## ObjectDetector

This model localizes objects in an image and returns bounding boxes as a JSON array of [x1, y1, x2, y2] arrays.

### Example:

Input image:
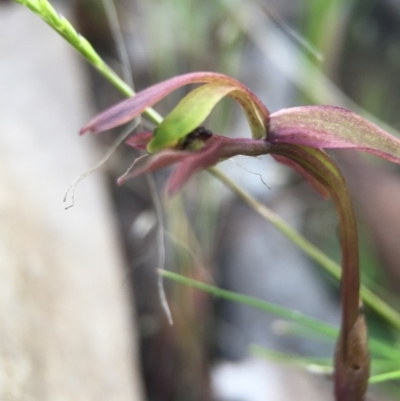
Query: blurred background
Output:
[[1, 0, 400, 400]]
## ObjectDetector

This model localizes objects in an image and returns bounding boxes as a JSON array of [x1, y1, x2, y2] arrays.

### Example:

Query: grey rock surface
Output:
[[0, 4, 143, 401]]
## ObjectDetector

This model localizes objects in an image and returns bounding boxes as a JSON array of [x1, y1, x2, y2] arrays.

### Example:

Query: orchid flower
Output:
[[81, 72, 400, 401]]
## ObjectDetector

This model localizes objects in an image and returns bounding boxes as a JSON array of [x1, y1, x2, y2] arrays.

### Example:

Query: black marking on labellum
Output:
[[182, 126, 213, 149]]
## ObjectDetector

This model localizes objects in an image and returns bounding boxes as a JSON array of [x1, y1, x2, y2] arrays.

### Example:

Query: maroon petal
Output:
[[125, 131, 153, 150], [119, 134, 273, 192], [166, 140, 225, 196], [269, 106, 400, 164], [117, 150, 191, 185], [165, 135, 273, 195], [80, 72, 269, 135]]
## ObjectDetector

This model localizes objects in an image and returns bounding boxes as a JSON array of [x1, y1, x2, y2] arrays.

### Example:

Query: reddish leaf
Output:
[[80, 72, 269, 137], [269, 106, 400, 164]]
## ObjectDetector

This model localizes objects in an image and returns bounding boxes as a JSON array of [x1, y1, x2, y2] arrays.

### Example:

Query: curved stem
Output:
[[208, 166, 400, 331]]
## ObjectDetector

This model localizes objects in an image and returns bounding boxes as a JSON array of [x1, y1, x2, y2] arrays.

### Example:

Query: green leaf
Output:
[[147, 83, 236, 152]]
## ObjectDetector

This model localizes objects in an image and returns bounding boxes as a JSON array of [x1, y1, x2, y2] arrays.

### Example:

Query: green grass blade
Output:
[[250, 344, 333, 373], [369, 370, 400, 384], [161, 270, 400, 359], [252, 345, 400, 384], [12, 0, 162, 125], [161, 269, 338, 336]]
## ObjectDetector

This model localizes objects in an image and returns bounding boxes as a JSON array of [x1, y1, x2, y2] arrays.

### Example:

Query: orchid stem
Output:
[[208, 166, 400, 331]]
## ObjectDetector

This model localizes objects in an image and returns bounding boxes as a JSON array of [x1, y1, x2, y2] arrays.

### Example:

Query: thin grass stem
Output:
[[208, 166, 400, 331]]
